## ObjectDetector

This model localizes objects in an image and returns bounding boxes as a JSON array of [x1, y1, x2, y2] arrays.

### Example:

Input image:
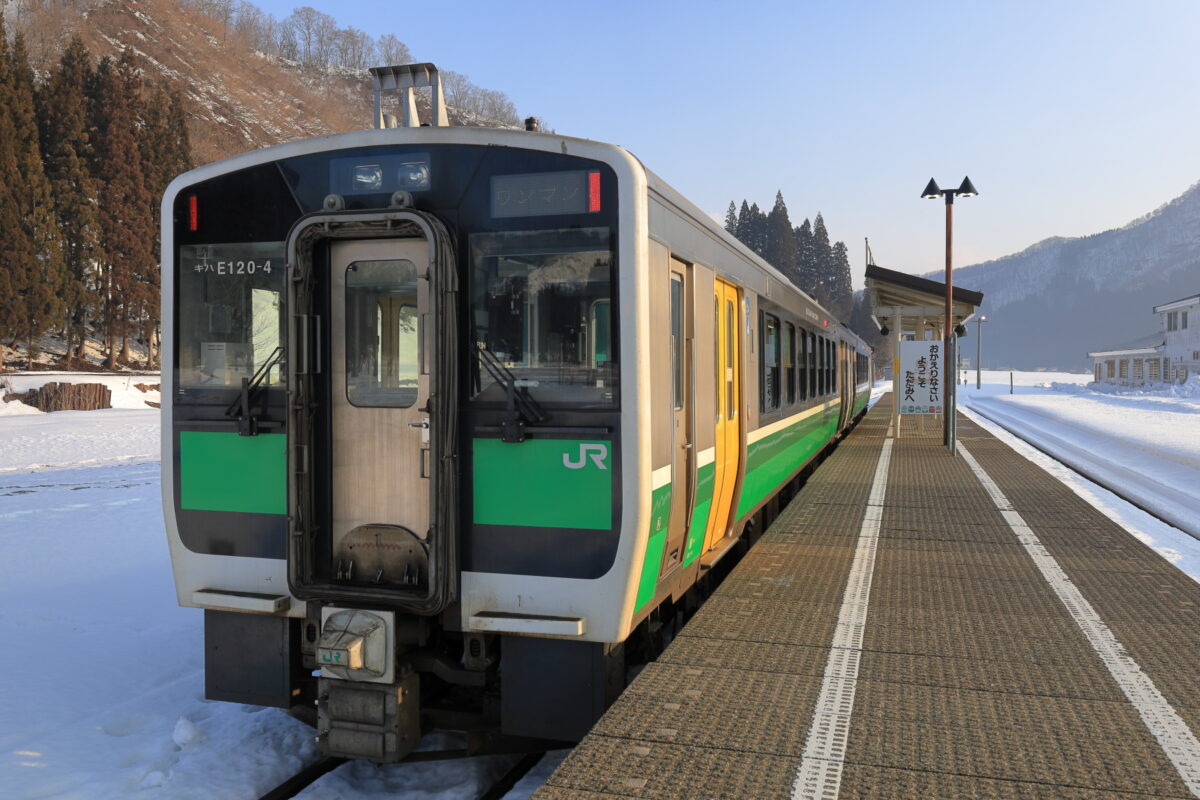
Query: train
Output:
[[160, 64, 872, 763]]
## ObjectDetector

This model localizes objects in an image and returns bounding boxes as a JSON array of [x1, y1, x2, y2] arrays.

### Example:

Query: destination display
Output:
[[898, 340, 943, 414], [491, 170, 599, 218]]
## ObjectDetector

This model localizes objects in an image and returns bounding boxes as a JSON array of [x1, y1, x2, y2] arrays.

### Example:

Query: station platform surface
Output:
[[534, 395, 1200, 799]]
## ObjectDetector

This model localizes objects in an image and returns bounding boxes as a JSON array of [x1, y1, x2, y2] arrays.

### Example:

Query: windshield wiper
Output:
[[225, 346, 285, 436], [475, 343, 548, 443]]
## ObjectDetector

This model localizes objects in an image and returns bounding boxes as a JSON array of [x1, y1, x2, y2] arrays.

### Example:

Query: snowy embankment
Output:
[[0, 374, 548, 800], [959, 370, 1200, 575]]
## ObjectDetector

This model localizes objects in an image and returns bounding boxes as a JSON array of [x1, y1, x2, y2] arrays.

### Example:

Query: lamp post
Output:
[[922, 176, 978, 455], [976, 315, 987, 389]]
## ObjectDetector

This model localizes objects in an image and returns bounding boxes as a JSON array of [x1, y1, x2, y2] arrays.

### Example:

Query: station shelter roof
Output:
[[864, 263, 984, 334]]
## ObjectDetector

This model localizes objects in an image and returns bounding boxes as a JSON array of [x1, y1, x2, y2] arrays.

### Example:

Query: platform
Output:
[[535, 396, 1200, 799]]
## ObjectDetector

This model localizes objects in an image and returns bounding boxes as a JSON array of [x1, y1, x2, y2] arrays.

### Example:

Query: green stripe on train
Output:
[[737, 401, 840, 519], [635, 484, 672, 611], [473, 438, 612, 530], [179, 431, 286, 514], [683, 462, 715, 567], [853, 391, 869, 417]]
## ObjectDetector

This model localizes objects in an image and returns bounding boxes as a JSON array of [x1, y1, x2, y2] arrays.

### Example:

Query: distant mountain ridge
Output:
[[931, 180, 1200, 370]]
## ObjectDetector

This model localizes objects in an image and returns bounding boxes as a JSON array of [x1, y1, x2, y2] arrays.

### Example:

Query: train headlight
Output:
[[317, 609, 392, 682]]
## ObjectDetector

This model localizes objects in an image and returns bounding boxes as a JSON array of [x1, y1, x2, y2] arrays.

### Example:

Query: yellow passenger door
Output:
[[704, 279, 741, 552]]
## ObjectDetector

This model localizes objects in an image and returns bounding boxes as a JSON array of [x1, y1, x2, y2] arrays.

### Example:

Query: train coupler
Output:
[[315, 671, 420, 762]]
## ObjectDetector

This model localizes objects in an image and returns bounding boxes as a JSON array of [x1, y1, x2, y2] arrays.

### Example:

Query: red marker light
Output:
[[822, 319, 829, 328], [188, 195, 198, 231], [588, 171, 601, 212]]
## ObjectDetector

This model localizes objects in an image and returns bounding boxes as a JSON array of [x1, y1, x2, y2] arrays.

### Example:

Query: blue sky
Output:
[[255, 0, 1200, 287]]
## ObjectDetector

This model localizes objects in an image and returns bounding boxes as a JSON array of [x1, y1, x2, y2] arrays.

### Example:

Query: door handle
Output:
[[408, 421, 429, 429]]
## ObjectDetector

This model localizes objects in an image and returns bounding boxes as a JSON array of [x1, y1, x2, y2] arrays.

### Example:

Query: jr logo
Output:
[[563, 443, 608, 470]]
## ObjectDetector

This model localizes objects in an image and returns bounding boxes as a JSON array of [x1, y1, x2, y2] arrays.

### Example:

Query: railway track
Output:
[[964, 401, 1199, 541], [254, 750, 545, 800]]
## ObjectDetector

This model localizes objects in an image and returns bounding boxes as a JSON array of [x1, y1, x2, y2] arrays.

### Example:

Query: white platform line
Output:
[[958, 441, 1200, 798], [791, 438, 892, 800]]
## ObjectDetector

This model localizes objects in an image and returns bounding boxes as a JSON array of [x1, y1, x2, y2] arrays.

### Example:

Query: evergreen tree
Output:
[[734, 199, 753, 248], [0, 13, 26, 364], [748, 202, 768, 257], [828, 240, 854, 321], [38, 35, 101, 365], [763, 191, 798, 284], [810, 213, 833, 307], [1, 25, 64, 368], [793, 218, 815, 295], [90, 51, 157, 368], [723, 201, 737, 235], [140, 85, 193, 367]]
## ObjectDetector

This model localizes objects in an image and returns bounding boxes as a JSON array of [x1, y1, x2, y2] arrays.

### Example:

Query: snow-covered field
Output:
[[0, 374, 555, 800], [2, 370, 1198, 799], [959, 369, 1200, 575]]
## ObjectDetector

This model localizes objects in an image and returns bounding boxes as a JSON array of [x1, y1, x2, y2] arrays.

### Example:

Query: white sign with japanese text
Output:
[[899, 340, 944, 414]]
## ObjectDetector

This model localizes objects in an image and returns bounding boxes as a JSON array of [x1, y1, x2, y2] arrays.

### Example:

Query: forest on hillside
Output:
[[0, 17, 190, 370], [0, 2, 882, 372], [724, 195, 883, 352]]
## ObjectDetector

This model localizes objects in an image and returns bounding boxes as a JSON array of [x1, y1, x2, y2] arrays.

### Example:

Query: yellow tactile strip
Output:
[[537, 397, 1200, 799]]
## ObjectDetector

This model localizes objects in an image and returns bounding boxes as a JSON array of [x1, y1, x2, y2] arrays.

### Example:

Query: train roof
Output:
[[165, 125, 866, 349]]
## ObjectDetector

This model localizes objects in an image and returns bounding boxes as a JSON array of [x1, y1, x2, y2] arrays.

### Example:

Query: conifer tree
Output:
[[764, 191, 798, 284], [828, 240, 854, 321], [1, 25, 64, 368], [90, 51, 156, 368], [138, 84, 192, 367], [0, 14, 26, 365], [748, 202, 768, 257], [794, 218, 815, 295], [735, 200, 753, 248], [38, 35, 100, 365], [723, 201, 737, 235], [810, 213, 833, 307]]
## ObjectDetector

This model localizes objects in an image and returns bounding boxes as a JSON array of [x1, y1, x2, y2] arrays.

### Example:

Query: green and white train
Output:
[[161, 68, 871, 762]]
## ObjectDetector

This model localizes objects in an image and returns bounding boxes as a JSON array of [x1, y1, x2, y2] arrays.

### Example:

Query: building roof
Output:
[[865, 264, 985, 307], [1153, 292, 1200, 313], [1087, 331, 1164, 358]]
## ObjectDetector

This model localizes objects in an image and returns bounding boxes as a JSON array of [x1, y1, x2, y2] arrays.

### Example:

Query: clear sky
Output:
[[254, 0, 1200, 287]]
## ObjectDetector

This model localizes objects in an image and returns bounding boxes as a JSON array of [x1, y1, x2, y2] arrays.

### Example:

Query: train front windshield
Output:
[[469, 227, 615, 406], [176, 242, 286, 390], [172, 144, 619, 409]]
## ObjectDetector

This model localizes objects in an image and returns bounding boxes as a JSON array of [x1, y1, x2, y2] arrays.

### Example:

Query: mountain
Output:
[[15, 0, 517, 167], [938, 181, 1200, 371]]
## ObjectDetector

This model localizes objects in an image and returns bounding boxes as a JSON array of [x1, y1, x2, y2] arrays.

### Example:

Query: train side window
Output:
[[726, 299, 735, 419], [714, 295, 720, 420], [784, 322, 795, 406], [760, 312, 780, 412], [805, 330, 815, 401], [671, 275, 683, 410]]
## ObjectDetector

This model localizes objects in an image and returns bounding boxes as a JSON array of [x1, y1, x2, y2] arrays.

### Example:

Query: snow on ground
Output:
[[0, 375, 557, 800], [958, 369, 1200, 577], [3, 371, 1199, 798], [2, 372, 161, 410]]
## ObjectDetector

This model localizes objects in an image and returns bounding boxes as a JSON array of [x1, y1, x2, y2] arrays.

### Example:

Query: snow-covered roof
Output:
[[1153, 293, 1200, 313], [1087, 331, 1164, 358]]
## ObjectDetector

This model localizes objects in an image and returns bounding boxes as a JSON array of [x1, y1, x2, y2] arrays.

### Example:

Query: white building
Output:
[[1087, 292, 1198, 385], [1156, 292, 1200, 382]]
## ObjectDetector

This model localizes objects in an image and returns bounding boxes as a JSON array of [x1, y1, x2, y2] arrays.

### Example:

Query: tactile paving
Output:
[[537, 395, 1200, 800]]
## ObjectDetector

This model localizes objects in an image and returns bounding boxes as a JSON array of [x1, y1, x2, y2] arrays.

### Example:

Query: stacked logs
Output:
[[6, 382, 112, 411]]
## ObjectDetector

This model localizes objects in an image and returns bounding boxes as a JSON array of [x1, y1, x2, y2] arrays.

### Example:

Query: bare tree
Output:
[[337, 27, 375, 71], [230, 1, 264, 47], [375, 33, 411, 67], [310, 11, 339, 68]]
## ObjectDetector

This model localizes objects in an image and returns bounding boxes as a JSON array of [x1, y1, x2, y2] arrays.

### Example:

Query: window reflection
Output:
[[469, 227, 616, 406], [345, 259, 419, 408]]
